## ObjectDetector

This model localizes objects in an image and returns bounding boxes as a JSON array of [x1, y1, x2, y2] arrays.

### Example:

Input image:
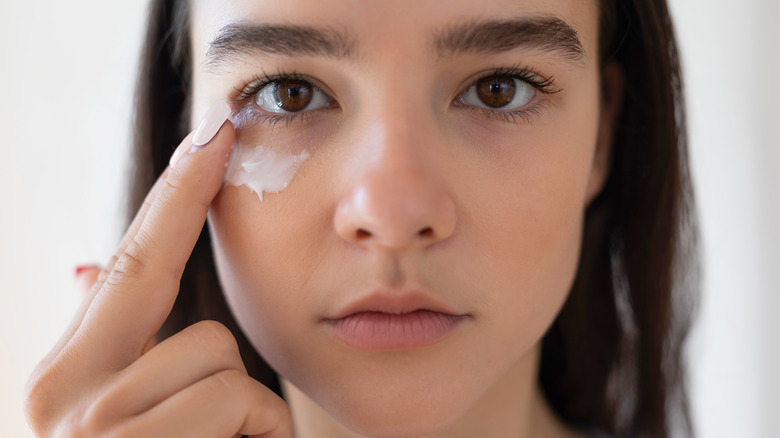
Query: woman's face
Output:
[[192, 0, 611, 435]]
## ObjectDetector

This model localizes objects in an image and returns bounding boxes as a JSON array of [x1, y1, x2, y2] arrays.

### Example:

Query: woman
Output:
[[24, 0, 698, 437]]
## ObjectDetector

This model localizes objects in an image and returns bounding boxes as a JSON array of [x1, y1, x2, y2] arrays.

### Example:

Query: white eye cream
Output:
[[223, 141, 310, 201]]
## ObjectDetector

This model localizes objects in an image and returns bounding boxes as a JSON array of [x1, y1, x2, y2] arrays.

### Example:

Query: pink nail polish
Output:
[[192, 101, 232, 149]]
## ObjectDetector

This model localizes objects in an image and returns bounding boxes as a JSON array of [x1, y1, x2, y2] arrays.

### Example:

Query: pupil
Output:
[[476, 75, 516, 108], [275, 80, 313, 112]]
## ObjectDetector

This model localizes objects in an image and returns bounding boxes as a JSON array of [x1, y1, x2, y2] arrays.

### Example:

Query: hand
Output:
[[24, 108, 292, 438]]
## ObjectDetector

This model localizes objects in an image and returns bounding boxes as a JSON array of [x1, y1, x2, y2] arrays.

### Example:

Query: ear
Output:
[[585, 61, 624, 205]]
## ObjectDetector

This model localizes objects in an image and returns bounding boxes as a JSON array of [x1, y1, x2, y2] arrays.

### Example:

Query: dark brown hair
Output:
[[128, 1, 699, 437]]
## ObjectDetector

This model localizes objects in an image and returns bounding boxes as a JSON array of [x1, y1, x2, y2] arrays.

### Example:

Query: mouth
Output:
[[322, 291, 470, 352]]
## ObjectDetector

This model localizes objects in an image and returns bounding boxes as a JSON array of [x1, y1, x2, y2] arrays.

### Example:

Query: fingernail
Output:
[[169, 143, 186, 168], [192, 101, 232, 149], [74, 264, 98, 278]]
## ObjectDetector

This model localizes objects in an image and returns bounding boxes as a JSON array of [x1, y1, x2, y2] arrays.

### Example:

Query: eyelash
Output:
[[455, 65, 561, 124], [231, 65, 562, 127], [232, 70, 320, 128]]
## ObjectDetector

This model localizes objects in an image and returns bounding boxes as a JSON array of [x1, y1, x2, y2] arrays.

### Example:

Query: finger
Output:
[[73, 102, 235, 369], [75, 265, 101, 298], [96, 321, 247, 418], [140, 335, 157, 355], [81, 166, 173, 312], [97, 127, 193, 285], [115, 369, 292, 438], [89, 151, 184, 302], [27, 110, 231, 424], [35, 168, 173, 373]]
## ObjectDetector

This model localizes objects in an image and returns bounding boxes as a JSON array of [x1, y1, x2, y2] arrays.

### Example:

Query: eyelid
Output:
[[230, 70, 339, 127], [256, 81, 332, 114], [456, 65, 562, 98], [450, 65, 561, 125], [233, 70, 336, 104], [463, 99, 552, 125]]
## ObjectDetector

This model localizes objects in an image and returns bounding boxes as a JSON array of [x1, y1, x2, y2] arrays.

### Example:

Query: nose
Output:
[[333, 116, 457, 251]]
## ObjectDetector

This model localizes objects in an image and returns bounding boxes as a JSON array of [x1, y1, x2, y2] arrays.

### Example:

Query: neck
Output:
[[280, 342, 584, 438]]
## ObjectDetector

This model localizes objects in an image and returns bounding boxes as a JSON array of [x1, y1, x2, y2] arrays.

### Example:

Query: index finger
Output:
[[35, 165, 172, 373], [72, 102, 236, 370]]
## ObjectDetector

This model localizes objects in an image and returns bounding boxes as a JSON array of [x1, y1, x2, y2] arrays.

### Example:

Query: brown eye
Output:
[[254, 77, 332, 114], [475, 75, 516, 108], [274, 79, 313, 112], [460, 74, 535, 111]]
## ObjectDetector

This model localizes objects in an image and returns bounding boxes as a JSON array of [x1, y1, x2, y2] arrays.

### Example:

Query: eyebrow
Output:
[[205, 16, 585, 70], [206, 23, 356, 69], [433, 17, 585, 62]]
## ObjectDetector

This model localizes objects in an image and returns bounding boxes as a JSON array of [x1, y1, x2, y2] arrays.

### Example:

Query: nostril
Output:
[[356, 228, 372, 240], [418, 227, 434, 238]]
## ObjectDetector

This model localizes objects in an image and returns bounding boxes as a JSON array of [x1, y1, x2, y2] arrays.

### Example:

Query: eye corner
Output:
[[451, 95, 466, 108]]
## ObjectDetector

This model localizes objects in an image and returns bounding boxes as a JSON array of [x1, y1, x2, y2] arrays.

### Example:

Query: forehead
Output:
[[190, 0, 600, 62]]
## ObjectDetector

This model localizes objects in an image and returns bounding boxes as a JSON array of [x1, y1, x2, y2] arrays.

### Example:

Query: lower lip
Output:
[[324, 310, 468, 352]]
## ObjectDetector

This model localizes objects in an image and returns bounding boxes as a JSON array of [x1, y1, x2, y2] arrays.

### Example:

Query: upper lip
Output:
[[328, 290, 463, 320]]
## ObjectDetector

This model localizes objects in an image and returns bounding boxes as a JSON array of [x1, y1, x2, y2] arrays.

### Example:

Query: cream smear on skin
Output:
[[223, 139, 310, 201]]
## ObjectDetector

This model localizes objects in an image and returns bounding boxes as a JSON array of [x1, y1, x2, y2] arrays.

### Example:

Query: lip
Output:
[[329, 290, 462, 319], [323, 291, 469, 352]]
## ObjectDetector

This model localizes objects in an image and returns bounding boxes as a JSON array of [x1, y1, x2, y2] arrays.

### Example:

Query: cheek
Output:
[[478, 134, 591, 291], [206, 69, 601, 399], [450, 101, 600, 339], [206, 177, 331, 371], [208, 120, 340, 309]]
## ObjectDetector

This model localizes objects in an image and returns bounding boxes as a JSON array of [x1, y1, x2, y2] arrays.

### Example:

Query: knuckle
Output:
[[211, 368, 246, 394], [140, 194, 156, 213], [24, 383, 103, 438], [268, 401, 293, 434], [63, 404, 104, 438], [103, 424, 141, 438], [23, 360, 84, 436], [23, 332, 129, 437], [110, 243, 150, 280], [153, 182, 182, 215], [23, 369, 53, 435], [162, 175, 183, 192], [103, 255, 118, 275], [62, 382, 131, 438], [190, 320, 241, 363], [79, 391, 114, 434], [162, 167, 211, 213]]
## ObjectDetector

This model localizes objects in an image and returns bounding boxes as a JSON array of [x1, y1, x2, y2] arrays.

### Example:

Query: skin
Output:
[[24, 0, 621, 437], [199, 0, 620, 436]]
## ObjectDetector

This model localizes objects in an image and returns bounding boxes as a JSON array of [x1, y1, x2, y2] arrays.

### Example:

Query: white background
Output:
[[1, 1, 777, 436]]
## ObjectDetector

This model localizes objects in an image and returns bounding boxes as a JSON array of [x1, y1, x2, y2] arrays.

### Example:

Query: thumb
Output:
[[74, 265, 101, 298]]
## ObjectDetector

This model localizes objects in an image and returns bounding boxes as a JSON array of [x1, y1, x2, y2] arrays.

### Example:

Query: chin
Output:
[[296, 369, 481, 438], [324, 397, 462, 438]]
